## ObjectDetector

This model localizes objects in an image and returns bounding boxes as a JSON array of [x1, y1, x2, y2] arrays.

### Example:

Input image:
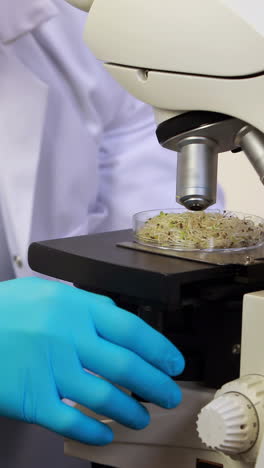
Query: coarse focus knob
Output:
[[197, 392, 259, 455]]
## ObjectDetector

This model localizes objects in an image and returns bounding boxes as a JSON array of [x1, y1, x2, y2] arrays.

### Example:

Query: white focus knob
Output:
[[197, 392, 259, 455]]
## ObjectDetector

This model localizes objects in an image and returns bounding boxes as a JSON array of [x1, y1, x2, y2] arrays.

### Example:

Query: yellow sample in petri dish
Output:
[[133, 209, 264, 252]]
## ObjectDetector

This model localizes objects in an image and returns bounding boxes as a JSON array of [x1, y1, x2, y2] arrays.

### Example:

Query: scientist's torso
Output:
[[0, 0, 187, 281]]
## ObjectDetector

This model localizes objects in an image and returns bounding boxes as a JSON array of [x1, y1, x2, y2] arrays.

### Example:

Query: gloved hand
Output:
[[0, 277, 184, 445]]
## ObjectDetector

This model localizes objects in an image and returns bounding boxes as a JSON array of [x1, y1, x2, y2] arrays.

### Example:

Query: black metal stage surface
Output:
[[28, 229, 264, 305]]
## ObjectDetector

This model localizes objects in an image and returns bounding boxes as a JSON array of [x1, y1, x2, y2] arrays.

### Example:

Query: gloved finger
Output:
[[41, 399, 114, 446], [91, 303, 185, 376], [80, 336, 182, 409], [59, 369, 150, 430], [51, 341, 150, 431]]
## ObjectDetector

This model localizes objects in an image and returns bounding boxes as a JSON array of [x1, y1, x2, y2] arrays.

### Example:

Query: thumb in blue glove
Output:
[[0, 277, 185, 445]]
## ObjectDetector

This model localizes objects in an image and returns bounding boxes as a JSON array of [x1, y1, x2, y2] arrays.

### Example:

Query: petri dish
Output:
[[133, 208, 264, 252]]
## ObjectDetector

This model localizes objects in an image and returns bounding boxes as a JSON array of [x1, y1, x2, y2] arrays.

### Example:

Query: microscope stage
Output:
[[29, 229, 264, 386], [28, 229, 262, 305]]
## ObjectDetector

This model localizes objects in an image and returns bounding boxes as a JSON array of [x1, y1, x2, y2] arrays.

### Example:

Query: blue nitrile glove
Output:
[[0, 277, 185, 445]]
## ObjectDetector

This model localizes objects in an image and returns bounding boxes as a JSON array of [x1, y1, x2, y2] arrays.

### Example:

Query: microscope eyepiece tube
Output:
[[176, 136, 218, 211], [235, 126, 264, 184]]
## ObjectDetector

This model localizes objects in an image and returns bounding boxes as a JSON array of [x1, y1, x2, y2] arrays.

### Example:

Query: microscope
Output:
[[29, 1, 264, 466]]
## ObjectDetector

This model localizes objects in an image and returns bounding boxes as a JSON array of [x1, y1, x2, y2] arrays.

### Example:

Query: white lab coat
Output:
[[0, 1, 224, 467]]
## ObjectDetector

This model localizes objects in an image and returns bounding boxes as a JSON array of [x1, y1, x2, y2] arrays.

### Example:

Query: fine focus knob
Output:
[[197, 392, 259, 455]]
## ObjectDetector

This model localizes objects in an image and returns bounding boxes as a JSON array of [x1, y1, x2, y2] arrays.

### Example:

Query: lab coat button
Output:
[[13, 256, 23, 268]]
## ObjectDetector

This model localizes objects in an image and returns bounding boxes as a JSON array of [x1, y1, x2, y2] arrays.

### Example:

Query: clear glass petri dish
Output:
[[133, 208, 264, 252]]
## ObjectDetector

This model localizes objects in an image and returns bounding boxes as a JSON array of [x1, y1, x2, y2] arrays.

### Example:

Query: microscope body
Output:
[[83, 0, 264, 129], [60, 1, 264, 465], [67, 0, 264, 210]]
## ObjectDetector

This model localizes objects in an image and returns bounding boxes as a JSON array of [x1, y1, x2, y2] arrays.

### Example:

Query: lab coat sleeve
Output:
[[98, 92, 225, 232], [0, 0, 57, 44]]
